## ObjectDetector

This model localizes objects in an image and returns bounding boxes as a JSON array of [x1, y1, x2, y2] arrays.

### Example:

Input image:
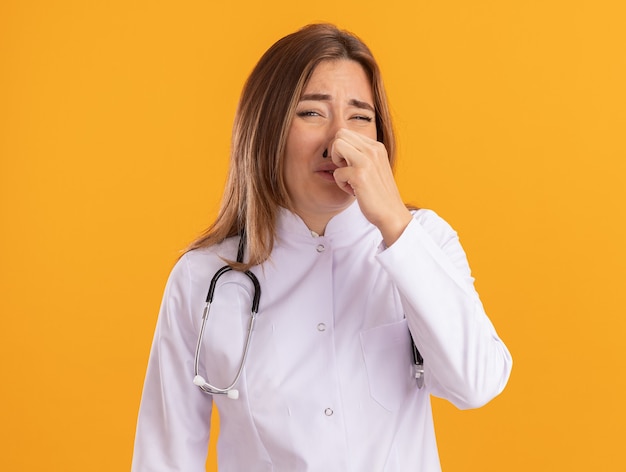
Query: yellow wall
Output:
[[1, 1, 624, 470]]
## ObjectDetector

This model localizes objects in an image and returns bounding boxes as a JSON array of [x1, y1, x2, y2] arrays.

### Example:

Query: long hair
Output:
[[186, 24, 397, 269]]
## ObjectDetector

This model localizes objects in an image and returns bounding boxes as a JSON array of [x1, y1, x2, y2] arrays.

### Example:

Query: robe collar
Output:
[[276, 201, 375, 246]]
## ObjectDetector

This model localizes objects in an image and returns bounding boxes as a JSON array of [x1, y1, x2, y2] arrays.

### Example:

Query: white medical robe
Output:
[[132, 202, 512, 471]]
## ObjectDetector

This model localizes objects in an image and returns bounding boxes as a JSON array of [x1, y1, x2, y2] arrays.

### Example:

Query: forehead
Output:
[[302, 59, 373, 99]]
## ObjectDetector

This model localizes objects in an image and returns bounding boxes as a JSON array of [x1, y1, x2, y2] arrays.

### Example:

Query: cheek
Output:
[[368, 122, 378, 141], [284, 133, 307, 192], [284, 134, 300, 181], [284, 126, 319, 176], [286, 124, 319, 156]]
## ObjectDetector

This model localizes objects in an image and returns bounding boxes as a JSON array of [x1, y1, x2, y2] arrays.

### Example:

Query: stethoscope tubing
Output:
[[193, 263, 261, 398]]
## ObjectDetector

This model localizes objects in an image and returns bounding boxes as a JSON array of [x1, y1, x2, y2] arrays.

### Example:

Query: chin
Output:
[[317, 193, 356, 214], [290, 186, 355, 218]]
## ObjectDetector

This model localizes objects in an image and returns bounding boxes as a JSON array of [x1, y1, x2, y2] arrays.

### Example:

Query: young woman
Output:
[[132, 23, 512, 471]]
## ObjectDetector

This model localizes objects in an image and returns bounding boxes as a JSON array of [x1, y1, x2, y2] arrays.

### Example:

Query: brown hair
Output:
[[186, 23, 396, 269]]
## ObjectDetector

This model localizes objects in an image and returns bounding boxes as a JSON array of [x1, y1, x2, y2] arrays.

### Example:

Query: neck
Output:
[[297, 213, 332, 236], [289, 200, 358, 236]]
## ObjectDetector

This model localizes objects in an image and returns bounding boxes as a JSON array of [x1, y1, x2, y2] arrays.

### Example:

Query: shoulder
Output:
[[410, 208, 459, 247], [171, 237, 241, 286]]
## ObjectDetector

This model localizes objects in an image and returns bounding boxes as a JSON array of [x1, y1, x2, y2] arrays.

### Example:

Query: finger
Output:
[[330, 129, 362, 166], [331, 129, 382, 168], [330, 135, 364, 168], [331, 167, 356, 196], [334, 128, 377, 155]]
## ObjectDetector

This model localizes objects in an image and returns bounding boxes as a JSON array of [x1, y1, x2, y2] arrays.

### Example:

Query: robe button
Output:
[[324, 408, 334, 416], [316, 244, 325, 253]]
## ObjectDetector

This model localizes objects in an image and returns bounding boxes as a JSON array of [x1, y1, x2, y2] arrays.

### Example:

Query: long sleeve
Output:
[[377, 210, 512, 409], [132, 255, 213, 471]]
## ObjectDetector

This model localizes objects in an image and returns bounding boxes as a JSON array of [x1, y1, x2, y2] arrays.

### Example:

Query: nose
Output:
[[322, 115, 347, 158]]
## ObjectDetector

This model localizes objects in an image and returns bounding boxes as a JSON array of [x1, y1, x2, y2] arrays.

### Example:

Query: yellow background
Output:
[[1, 1, 624, 470]]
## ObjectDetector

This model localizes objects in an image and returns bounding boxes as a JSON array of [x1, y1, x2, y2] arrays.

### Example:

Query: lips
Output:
[[315, 163, 339, 181], [316, 163, 339, 173]]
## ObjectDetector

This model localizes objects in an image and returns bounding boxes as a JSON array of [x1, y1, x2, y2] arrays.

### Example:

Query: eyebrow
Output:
[[299, 93, 375, 113]]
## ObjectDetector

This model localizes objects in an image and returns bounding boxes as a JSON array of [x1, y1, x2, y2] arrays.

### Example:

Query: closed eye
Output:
[[296, 110, 321, 117]]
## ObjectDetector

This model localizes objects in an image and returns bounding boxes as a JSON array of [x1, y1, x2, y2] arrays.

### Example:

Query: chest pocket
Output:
[[360, 319, 414, 412]]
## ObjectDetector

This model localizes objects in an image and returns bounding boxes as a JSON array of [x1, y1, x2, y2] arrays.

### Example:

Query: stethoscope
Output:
[[191, 232, 426, 400], [192, 234, 261, 400]]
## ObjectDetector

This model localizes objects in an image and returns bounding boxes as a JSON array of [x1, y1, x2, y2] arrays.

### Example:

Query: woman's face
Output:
[[284, 59, 377, 231]]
